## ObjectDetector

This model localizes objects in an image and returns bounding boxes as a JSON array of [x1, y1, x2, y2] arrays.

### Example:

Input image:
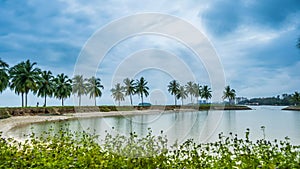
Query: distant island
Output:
[[237, 93, 300, 106]]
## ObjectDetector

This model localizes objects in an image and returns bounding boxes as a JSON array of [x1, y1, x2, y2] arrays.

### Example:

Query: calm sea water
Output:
[[7, 106, 300, 145]]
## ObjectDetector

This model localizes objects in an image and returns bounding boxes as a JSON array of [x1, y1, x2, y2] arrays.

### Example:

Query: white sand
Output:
[[0, 110, 166, 138]]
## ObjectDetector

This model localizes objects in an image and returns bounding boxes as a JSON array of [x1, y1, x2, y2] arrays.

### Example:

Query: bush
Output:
[[0, 108, 10, 119], [0, 127, 299, 168]]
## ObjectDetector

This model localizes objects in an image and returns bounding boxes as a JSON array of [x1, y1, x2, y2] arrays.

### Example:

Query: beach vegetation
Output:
[[111, 83, 125, 106], [123, 78, 136, 106], [135, 77, 149, 106], [223, 85, 236, 105], [86, 76, 104, 106], [54, 73, 72, 106], [0, 127, 299, 168], [168, 80, 180, 106]]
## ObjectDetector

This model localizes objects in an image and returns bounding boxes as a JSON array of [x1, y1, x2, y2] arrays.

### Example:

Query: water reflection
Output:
[[7, 106, 300, 145]]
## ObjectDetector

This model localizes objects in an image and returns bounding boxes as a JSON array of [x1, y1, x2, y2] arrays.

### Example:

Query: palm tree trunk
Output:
[[130, 94, 133, 106], [79, 96, 81, 106], [44, 95, 47, 107], [21, 93, 24, 107], [94, 97, 96, 106], [118, 100, 120, 106], [190, 95, 193, 104], [174, 96, 177, 106], [25, 93, 28, 107], [181, 98, 183, 106], [141, 94, 144, 106]]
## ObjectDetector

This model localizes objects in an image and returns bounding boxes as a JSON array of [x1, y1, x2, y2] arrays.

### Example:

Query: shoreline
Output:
[[0, 110, 165, 138], [0, 105, 251, 139], [282, 106, 300, 111]]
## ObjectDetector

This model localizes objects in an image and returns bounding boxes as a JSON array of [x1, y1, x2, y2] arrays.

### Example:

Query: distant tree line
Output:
[[238, 92, 300, 106], [112, 77, 236, 106]]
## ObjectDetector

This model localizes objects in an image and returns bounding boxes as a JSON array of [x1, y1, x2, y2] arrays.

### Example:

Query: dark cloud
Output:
[[249, 32, 300, 67], [202, 0, 300, 36]]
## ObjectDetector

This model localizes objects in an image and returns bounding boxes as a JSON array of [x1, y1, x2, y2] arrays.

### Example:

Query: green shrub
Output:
[[99, 106, 110, 112], [0, 108, 10, 119], [0, 127, 299, 168]]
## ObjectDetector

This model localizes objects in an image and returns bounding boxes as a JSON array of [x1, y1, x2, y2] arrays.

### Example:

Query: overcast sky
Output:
[[0, 0, 299, 107]]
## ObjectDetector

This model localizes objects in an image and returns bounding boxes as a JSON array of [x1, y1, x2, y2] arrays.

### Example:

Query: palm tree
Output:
[[201, 85, 212, 104], [135, 77, 149, 106], [193, 83, 202, 104], [292, 91, 300, 106], [168, 80, 180, 106], [37, 70, 54, 107], [177, 85, 188, 106], [111, 83, 125, 106], [222, 85, 236, 105], [123, 78, 135, 106], [72, 75, 87, 106], [0, 59, 9, 93], [185, 81, 195, 104], [9, 60, 41, 107], [9, 63, 25, 107], [86, 76, 104, 106], [54, 73, 72, 106]]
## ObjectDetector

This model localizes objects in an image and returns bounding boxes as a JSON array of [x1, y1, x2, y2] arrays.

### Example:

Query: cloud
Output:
[[201, 0, 300, 36], [0, 0, 299, 106], [237, 61, 300, 98]]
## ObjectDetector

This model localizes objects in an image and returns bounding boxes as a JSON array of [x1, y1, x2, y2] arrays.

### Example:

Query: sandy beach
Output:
[[0, 110, 168, 138]]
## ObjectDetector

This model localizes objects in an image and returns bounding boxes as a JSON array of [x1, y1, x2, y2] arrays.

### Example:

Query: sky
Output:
[[0, 0, 299, 107]]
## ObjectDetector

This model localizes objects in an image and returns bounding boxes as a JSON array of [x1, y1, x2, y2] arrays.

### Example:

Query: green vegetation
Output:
[[168, 80, 180, 105], [176, 85, 188, 105], [292, 92, 300, 105], [222, 85, 236, 105], [0, 127, 299, 168], [0, 104, 251, 118], [135, 77, 149, 106], [185, 81, 196, 103], [36, 70, 55, 107], [0, 108, 10, 119], [240, 92, 300, 106], [123, 78, 135, 106], [9, 60, 41, 107], [86, 76, 104, 106], [54, 73, 72, 106], [1, 58, 239, 108], [167, 81, 212, 105], [111, 77, 150, 106], [0, 59, 106, 107], [111, 83, 125, 106], [201, 85, 212, 102], [72, 75, 87, 106], [0, 59, 9, 94]]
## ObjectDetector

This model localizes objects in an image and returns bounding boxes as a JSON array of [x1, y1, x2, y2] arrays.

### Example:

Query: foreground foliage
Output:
[[0, 127, 300, 168]]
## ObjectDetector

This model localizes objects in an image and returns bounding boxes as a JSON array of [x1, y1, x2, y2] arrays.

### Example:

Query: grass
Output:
[[0, 126, 299, 168], [0, 104, 251, 119]]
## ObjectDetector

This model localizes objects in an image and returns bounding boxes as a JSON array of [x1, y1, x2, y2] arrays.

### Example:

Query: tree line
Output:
[[0, 59, 104, 107], [239, 92, 300, 106], [1, 58, 238, 107], [111, 77, 237, 106]]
